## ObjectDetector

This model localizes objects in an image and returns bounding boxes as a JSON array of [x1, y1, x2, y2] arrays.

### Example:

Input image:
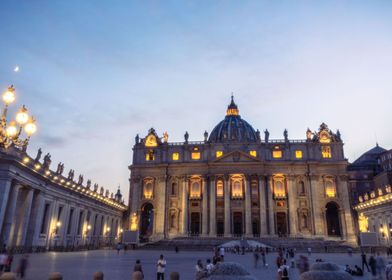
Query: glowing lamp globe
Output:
[[2, 86, 15, 105], [16, 105, 29, 125], [6, 121, 17, 138], [24, 118, 37, 136]]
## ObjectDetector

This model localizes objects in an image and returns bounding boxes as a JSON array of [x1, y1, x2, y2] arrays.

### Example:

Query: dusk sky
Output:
[[1, 1, 391, 200]]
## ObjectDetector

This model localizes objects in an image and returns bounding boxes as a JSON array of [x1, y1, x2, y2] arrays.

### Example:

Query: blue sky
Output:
[[1, 1, 392, 200]]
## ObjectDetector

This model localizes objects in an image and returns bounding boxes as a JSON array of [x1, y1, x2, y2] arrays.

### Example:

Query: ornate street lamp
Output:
[[0, 85, 37, 150]]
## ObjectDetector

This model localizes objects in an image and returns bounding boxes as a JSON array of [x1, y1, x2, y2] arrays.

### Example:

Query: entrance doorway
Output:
[[326, 202, 341, 236], [140, 203, 154, 237], [233, 212, 243, 235], [217, 220, 224, 235], [190, 212, 200, 235], [276, 212, 287, 236]]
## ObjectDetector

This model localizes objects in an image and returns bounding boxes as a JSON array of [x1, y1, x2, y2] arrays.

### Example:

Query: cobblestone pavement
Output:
[[10, 249, 385, 280]]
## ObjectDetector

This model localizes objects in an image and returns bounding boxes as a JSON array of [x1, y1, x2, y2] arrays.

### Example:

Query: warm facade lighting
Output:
[[273, 177, 286, 198], [130, 213, 138, 231], [145, 134, 157, 147], [216, 180, 224, 197], [295, 150, 302, 159], [190, 180, 201, 199], [358, 213, 369, 233], [172, 152, 179, 161], [191, 152, 201, 160], [143, 181, 153, 199], [216, 151, 223, 158], [145, 150, 155, 161], [272, 150, 282, 159], [6, 121, 17, 138], [231, 175, 243, 198], [24, 117, 37, 136], [325, 180, 336, 198], [249, 150, 257, 157], [23, 157, 30, 163], [322, 146, 332, 158]]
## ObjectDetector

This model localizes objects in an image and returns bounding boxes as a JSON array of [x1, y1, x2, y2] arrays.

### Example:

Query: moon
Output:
[[14, 66, 20, 72]]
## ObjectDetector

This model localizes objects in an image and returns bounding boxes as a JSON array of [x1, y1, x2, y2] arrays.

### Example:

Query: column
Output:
[[181, 176, 188, 235], [338, 175, 356, 243], [155, 176, 166, 238], [16, 188, 34, 246], [202, 177, 208, 236], [32, 192, 45, 246], [61, 204, 72, 247], [209, 177, 216, 237], [2, 183, 21, 247], [130, 178, 141, 214], [244, 176, 252, 236], [287, 176, 297, 236], [258, 175, 268, 235], [310, 175, 324, 236], [0, 179, 12, 234], [224, 176, 231, 237], [267, 176, 275, 235]]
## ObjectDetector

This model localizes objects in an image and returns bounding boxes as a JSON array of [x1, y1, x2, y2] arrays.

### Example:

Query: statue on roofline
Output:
[[43, 153, 51, 168], [35, 148, 42, 162], [264, 129, 269, 143]]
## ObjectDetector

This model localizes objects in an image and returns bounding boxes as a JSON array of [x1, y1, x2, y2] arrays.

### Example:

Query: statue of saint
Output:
[[94, 183, 99, 192], [336, 129, 341, 141], [163, 132, 169, 143], [43, 153, 52, 168], [306, 128, 313, 141], [86, 180, 91, 189], [100, 187, 104, 195], [35, 148, 42, 162], [68, 169, 74, 180], [204, 131, 208, 142], [135, 134, 139, 144], [256, 129, 261, 141], [264, 129, 269, 143], [78, 174, 84, 185], [284, 129, 288, 142], [184, 131, 189, 143]]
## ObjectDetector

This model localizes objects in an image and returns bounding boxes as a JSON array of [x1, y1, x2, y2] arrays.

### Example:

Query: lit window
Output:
[[143, 181, 153, 199], [216, 151, 223, 158], [216, 180, 224, 197], [249, 150, 257, 157], [272, 150, 282, 158], [146, 150, 155, 161], [358, 213, 369, 233], [172, 152, 179, 161], [273, 177, 286, 198], [295, 150, 302, 159], [322, 146, 332, 158], [325, 180, 336, 198], [231, 176, 243, 198], [190, 181, 201, 199], [191, 152, 201, 160]]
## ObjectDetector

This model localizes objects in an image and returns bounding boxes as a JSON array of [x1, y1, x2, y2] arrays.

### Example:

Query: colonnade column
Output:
[[224, 176, 231, 237], [0, 179, 12, 234], [258, 175, 268, 235], [181, 176, 188, 235], [16, 188, 34, 246], [209, 177, 216, 237], [32, 192, 45, 246], [3, 184, 22, 247], [287, 176, 297, 236], [267, 176, 275, 235], [244, 176, 252, 236], [202, 177, 208, 236]]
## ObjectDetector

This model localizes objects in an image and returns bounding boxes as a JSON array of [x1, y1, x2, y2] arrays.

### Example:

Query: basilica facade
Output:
[[128, 98, 356, 244]]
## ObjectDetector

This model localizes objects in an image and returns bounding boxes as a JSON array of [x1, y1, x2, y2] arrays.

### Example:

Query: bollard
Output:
[[170, 271, 180, 280], [131, 271, 143, 280], [48, 272, 63, 280], [0, 272, 16, 280], [93, 271, 104, 280]]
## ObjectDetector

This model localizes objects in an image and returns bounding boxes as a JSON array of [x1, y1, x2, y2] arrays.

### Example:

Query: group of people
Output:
[[0, 251, 29, 279], [132, 254, 166, 280]]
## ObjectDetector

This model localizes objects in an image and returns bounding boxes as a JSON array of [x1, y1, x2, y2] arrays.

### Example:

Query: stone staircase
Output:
[[139, 236, 354, 252]]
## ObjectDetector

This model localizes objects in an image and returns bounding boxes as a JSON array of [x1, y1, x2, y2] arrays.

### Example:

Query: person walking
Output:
[[0, 252, 6, 272], [157, 254, 166, 280], [219, 247, 225, 261], [361, 251, 370, 272], [17, 255, 28, 279], [376, 253, 386, 279], [133, 259, 144, 279], [261, 249, 267, 267], [278, 259, 290, 280], [253, 251, 259, 268], [206, 259, 214, 274], [369, 255, 377, 278]]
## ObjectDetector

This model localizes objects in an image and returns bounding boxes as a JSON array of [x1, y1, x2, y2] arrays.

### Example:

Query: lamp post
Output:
[[0, 85, 37, 150]]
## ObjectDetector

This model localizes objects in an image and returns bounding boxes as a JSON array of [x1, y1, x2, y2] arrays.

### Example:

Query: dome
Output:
[[208, 96, 259, 143]]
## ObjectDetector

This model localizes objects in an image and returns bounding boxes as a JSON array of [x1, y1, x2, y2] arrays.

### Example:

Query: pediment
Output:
[[213, 150, 260, 163]]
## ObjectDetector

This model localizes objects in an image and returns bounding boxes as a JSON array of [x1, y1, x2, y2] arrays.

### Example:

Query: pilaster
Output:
[[258, 175, 268, 235], [209, 177, 216, 237], [224, 175, 231, 237], [244, 176, 252, 236], [201, 177, 208, 236]]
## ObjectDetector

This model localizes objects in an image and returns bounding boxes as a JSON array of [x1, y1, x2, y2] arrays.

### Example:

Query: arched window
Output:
[[143, 180, 153, 199], [325, 179, 336, 198], [273, 176, 286, 199], [216, 180, 224, 197], [190, 180, 201, 199], [171, 182, 178, 196], [231, 176, 243, 198]]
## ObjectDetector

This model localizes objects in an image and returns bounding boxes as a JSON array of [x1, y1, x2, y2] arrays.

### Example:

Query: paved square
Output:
[[10, 249, 382, 279]]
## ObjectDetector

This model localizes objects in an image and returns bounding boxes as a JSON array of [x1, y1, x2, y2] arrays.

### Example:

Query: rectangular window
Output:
[[67, 209, 74, 234], [249, 150, 257, 157], [40, 203, 50, 234], [322, 146, 332, 158], [191, 152, 201, 160], [172, 152, 179, 161], [145, 150, 155, 161], [216, 180, 224, 197], [216, 151, 223, 158], [295, 150, 303, 159], [272, 150, 282, 158]]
